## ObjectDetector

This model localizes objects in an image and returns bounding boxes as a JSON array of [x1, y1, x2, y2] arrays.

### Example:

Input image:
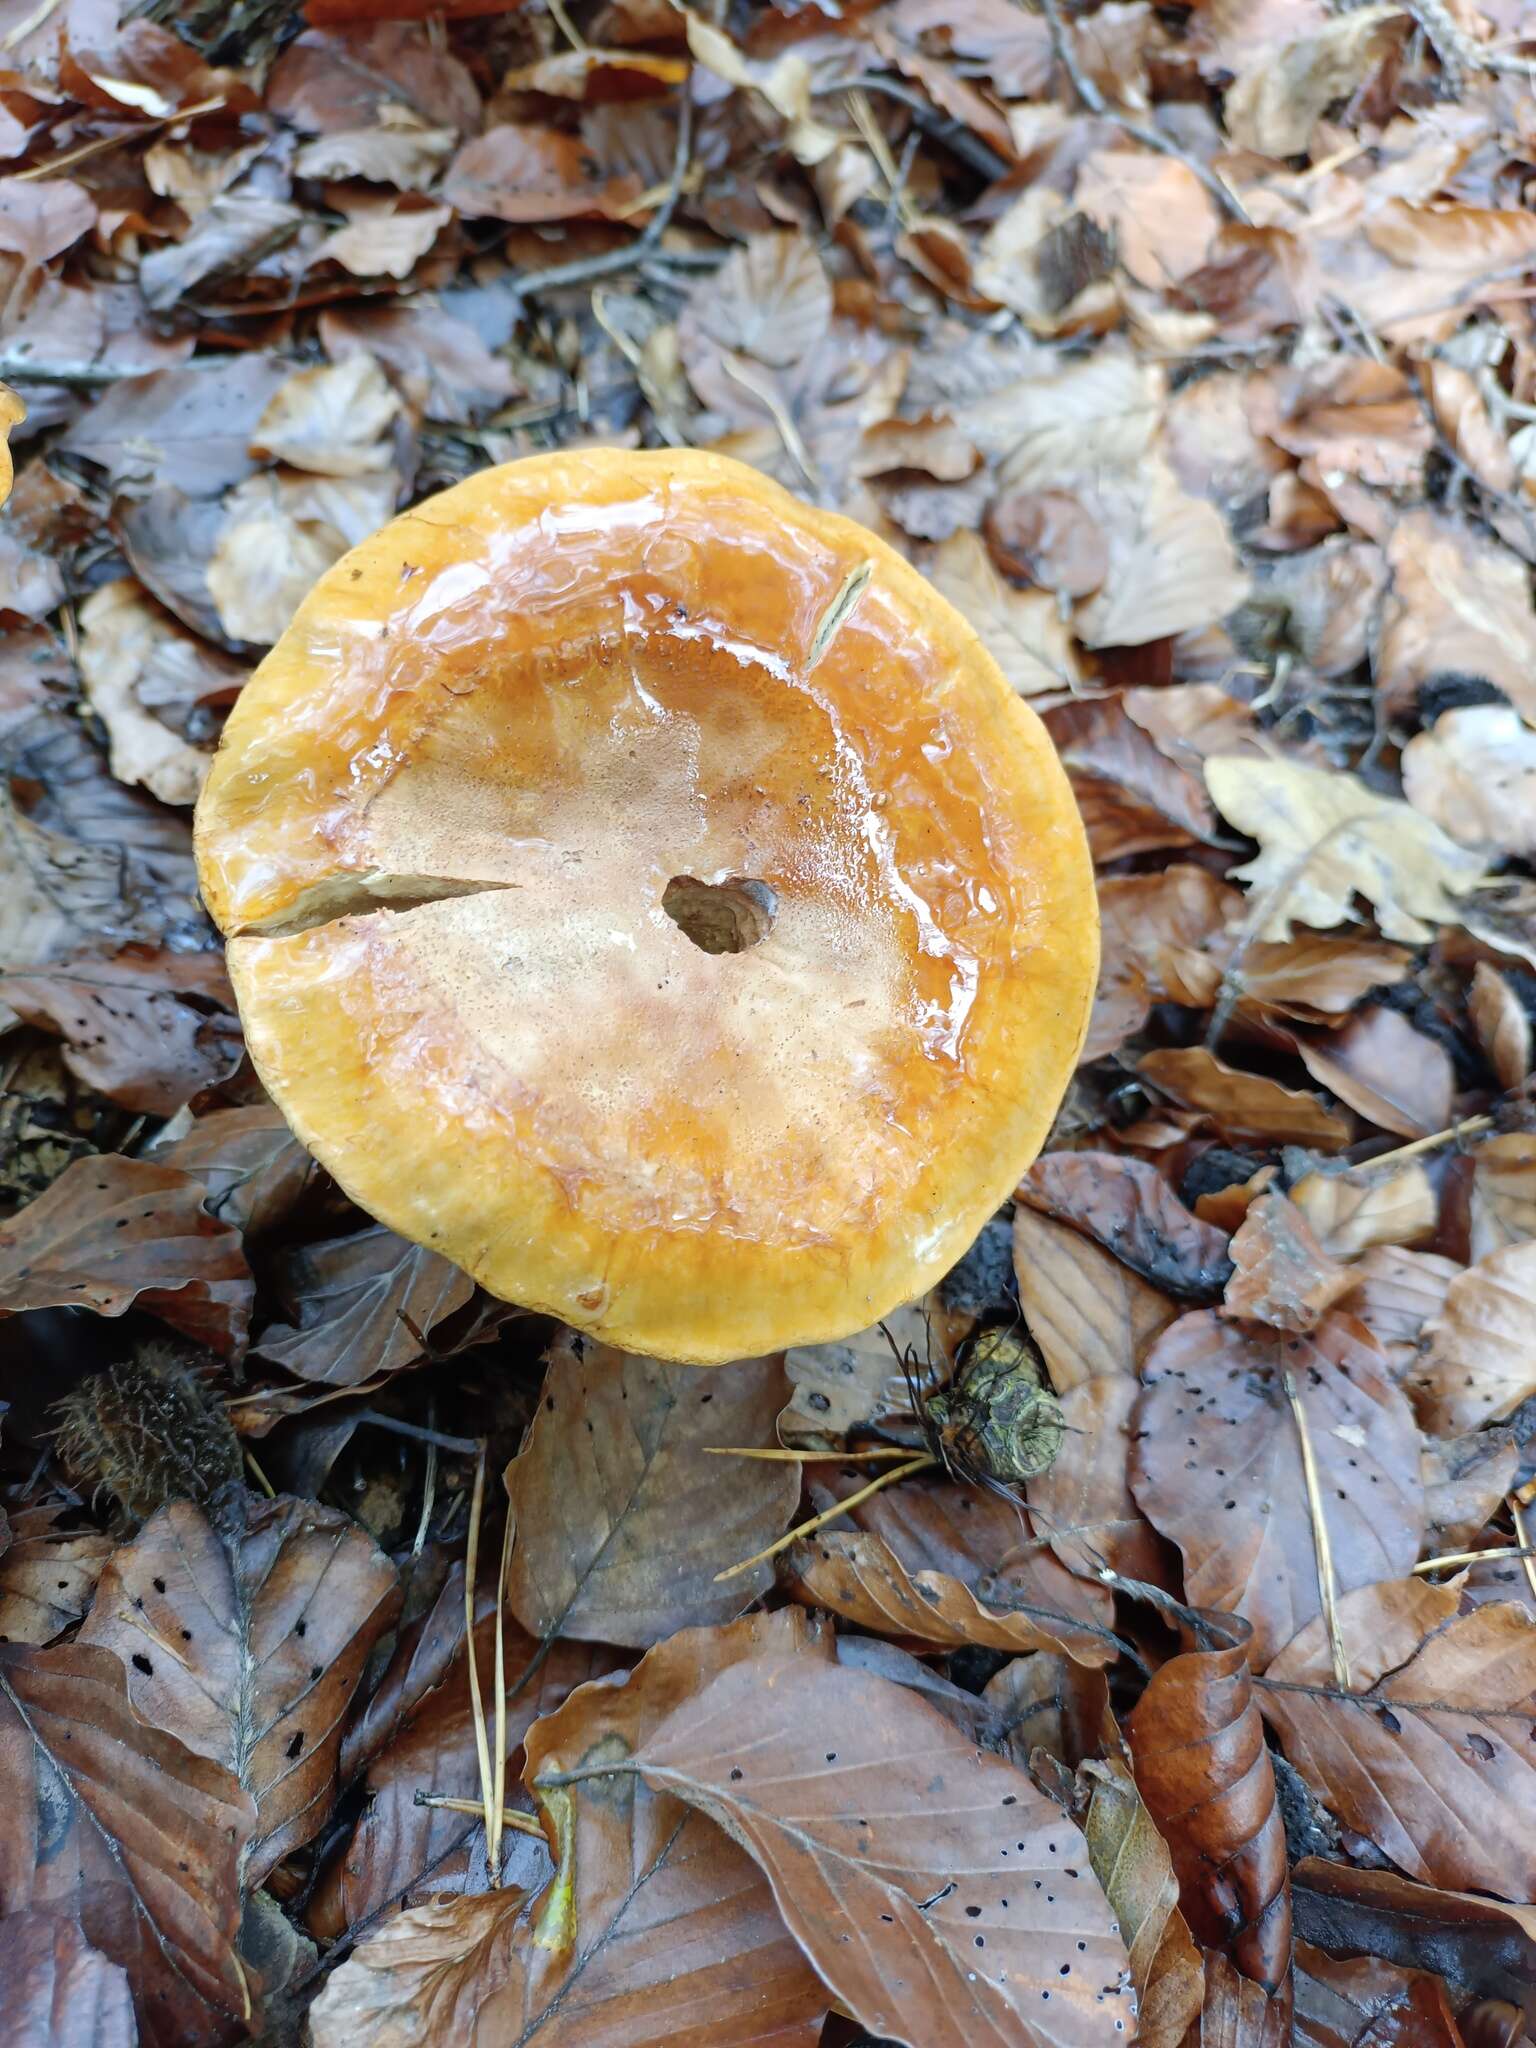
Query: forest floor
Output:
[[4, 0, 1536, 2044]]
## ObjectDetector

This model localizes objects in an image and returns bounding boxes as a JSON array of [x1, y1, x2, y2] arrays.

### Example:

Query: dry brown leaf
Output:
[[163, 1103, 322, 1238], [554, 1648, 1135, 2048], [1294, 1006, 1455, 1141], [319, 197, 450, 279], [680, 232, 832, 372], [1012, 1205, 1180, 1393], [1046, 696, 1219, 860], [779, 1301, 942, 1448], [0, 1506, 113, 1646], [1088, 865, 1240, 1060], [311, 1610, 830, 2047], [1131, 1311, 1424, 1668], [891, 0, 1054, 96], [1261, 1582, 1536, 1900], [1422, 360, 1519, 499], [1289, 1161, 1438, 1257], [0, 1154, 252, 1356], [1223, 1190, 1353, 1332], [1295, 1942, 1466, 2048], [1408, 1240, 1536, 1433], [1337, 1244, 1458, 1372], [250, 354, 401, 476], [787, 1469, 1121, 1667], [1029, 1376, 1174, 1588], [1354, 201, 1536, 344], [503, 1335, 798, 1646], [0, 947, 241, 1116], [1249, 356, 1430, 494], [1469, 1132, 1536, 1259], [929, 529, 1081, 695], [0, 1641, 254, 2046], [1421, 1426, 1519, 1555], [78, 1497, 399, 1887], [252, 1223, 473, 1385], [444, 123, 643, 223], [1468, 963, 1533, 1091], [1233, 934, 1413, 1021], [1403, 706, 1536, 855], [1075, 456, 1250, 649], [1141, 1047, 1353, 1149], [207, 472, 395, 644], [1075, 150, 1220, 290], [321, 303, 519, 425], [1126, 1610, 1292, 1999], [1205, 754, 1487, 944], [1081, 1758, 1205, 2048], [1379, 511, 1536, 722], [985, 487, 1108, 600], [0, 1911, 135, 2048], [1020, 1152, 1235, 1299], [75, 581, 218, 805], [1224, 4, 1405, 156]]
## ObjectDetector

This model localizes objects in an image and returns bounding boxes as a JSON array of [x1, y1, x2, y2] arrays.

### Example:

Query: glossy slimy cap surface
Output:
[[195, 450, 1097, 1364]]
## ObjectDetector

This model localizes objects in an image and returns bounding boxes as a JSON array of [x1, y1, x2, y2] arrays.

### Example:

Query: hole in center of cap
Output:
[[662, 875, 778, 956]]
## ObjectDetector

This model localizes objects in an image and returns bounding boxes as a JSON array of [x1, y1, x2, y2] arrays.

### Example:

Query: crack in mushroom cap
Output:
[[195, 450, 1097, 1363]]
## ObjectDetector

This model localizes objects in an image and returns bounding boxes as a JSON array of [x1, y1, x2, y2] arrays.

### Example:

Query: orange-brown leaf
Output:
[[1012, 1206, 1179, 1393], [1019, 1153, 1234, 1300], [1223, 1190, 1353, 1333], [1140, 1047, 1353, 1149]]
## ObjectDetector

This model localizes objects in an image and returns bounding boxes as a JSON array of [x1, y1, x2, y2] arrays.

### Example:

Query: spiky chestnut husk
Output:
[[924, 1325, 1065, 1485], [53, 1341, 243, 1528]]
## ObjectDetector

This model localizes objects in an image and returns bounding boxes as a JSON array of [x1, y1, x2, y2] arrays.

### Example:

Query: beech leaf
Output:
[[0, 1912, 135, 2048]]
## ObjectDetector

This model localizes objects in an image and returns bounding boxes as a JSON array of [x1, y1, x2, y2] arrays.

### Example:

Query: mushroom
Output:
[[0, 383, 22, 510], [195, 450, 1097, 1364]]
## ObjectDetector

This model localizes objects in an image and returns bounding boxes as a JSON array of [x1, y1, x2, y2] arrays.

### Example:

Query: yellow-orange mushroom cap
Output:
[[195, 450, 1097, 1364]]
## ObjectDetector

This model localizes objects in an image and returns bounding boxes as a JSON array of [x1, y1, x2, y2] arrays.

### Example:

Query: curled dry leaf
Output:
[[787, 1469, 1120, 1667], [1235, 934, 1413, 1022], [1468, 964, 1533, 1092], [253, 1223, 474, 1386], [929, 529, 1080, 695], [1403, 706, 1536, 856], [1125, 1608, 1292, 2000], [0, 1506, 113, 1645], [0, 1911, 135, 2048], [1019, 1153, 1235, 1300], [1205, 755, 1487, 944], [0, 1640, 254, 2048], [1291, 1856, 1536, 2013], [1224, 4, 1405, 157], [1088, 864, 1239, 1060], [1223, 1190, 1352, 1333], [0, 1154, 253, 1356], [1081, 1758, 1205, 2048], [1140, 1047, 1352, 1150], [77, 1496, 399, 1887], [1197, 1952, 1290, 2048], [1294, 1005, 1455, 1142], [1131, 1311, 1424, 1669], [163, 1102, 322, 1238], [1012, 1206, 1179, 1393], [311, 1611, 831, 2048], [76, 580, 217, 805], [1261, 1581, 1536, 1900], [1408, 1240, 1536, 1434], [250, 354, 402, 477], [0, 945, 242, 1116], [504, 1336, 798, 1647], [1289, 1160, 1437, 1258]]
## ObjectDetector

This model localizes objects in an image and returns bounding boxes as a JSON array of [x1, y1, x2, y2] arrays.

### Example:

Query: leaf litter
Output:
[[5, 0, 1536, 2040]]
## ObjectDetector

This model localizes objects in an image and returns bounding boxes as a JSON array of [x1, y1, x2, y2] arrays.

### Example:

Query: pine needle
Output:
[[714, 1453, 934, 1583]]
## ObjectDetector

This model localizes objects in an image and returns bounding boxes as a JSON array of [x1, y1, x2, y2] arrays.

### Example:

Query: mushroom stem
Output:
[[713, 1453, 935, 1583]]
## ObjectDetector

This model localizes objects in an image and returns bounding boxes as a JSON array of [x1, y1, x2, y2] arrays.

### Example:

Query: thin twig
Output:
[[463, 1449, 496, 1872], [713, 1454, 935, 1582], [1284, 1369, 1349, 1691], [243, 1448, 277, 1499], [411, 1402, 439, 1562], [1511, 1499, 1536, 1608], [490, 1504, 515, 1880], [1033, 0, 1250, 224], [826, 73, 1012, 182], [1358, 1115, 1495, 1174], [14, 92, 227, 182], [1413, 1541, 1536, 1575], [356, 1410, 482, 1456], [704, 1444, 919, 1463], [415, 1793, 546, 1836]]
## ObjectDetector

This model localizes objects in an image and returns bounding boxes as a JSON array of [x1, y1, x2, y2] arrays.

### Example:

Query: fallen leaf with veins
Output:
[[1289, 1162, 1438, 1258], [0, 1911, 135, 2048], [930, 529, 1081, 695], [1019, 1153, 1235, 1300], [1081, 1757, 1205, 2048], [1012, 1206, 1179, 1392], [1379, 511, 1536, 721], [1140, 1047, 1353, 1149], [1131, 1310, 1424, 1668], [1408, 1240, 1536, 1434], [1403, 706, 1536, 855], [250, 354, 401, 476], [1293, 1005, 1455, 1142], [1469, 1133, 1536, 1259], [1261, 1581, 1536, 1899], [1205, 754, 1487, 943], [1467, 963, 1533, 1091], [253, 1223, 473, 1385]]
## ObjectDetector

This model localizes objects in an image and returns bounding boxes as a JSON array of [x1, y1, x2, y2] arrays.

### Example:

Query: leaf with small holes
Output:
[[1261, 1580, 1536, 1901], [0, 1154, 253, 1356], [311, 1611, 830, 2047], [1018, 1154, 1234, 1301], [77, 1496, 399, 1887], [0, 1640, 254, 2048], [0, 1506, 113, 1647], [1125, 1610, 1292, 2005], [1130, 1311, 1424, 1669], [0, 1911, 135, 2048], [503, 1335, 799, 1647]]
